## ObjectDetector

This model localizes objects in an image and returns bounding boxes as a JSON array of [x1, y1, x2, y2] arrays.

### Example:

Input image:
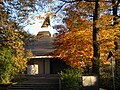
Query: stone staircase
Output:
[[8, 75, 60, 90], [8, 83, 59, 90]]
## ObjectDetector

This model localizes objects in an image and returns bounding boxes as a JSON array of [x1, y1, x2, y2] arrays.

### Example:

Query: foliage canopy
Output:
[[0, 0, 33, 83], [53, 0, 120, 74]]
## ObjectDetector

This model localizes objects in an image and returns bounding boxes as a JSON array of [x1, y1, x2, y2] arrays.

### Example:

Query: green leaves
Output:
[[59, 68, 82, 90], [0, 0, 33, 83], [0, 48, 13, 83]]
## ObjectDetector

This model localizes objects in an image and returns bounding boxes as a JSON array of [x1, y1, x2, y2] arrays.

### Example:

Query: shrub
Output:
[[59, 68, 82, 90]]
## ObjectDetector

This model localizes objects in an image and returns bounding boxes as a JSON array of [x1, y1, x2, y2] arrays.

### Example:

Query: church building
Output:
[[25, 13, 69, 76]]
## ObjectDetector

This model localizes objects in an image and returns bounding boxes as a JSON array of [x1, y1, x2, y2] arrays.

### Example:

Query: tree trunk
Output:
[[112, 0, 119, 51], [92, 0, 100, 75]]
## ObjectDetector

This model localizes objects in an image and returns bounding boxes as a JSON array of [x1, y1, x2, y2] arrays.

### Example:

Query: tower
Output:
[[34, 12, 54, 37]]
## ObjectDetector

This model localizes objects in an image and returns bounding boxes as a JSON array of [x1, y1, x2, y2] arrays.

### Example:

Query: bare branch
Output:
[[55, 2, 66, 14], [59, 0, 82, 3]]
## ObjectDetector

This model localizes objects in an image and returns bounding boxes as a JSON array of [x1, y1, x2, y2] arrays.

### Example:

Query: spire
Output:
[[41, 16, 50, 28]]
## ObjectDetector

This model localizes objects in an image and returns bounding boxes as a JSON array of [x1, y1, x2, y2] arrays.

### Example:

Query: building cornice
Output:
[[29, 55, 59, 59]]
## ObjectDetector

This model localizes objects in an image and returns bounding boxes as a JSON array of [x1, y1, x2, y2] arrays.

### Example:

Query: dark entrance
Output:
[[50, 58, 70, 74]]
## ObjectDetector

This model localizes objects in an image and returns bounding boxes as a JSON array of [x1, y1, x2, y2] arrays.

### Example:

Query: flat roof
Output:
[[29, 55, 59, 59]]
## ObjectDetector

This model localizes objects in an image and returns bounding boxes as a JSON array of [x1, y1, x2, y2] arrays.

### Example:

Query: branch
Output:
[[59, 0, 82, 3], [55, 2, 66, 14]]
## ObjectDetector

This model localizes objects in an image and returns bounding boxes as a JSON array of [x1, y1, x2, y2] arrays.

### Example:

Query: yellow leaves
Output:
[[56, 26, 93, 68], [98, 26, 119, 61], [55, 0, 120, 71], [96, 15, 113, 29], [58, 14, 63, 18], [12, 54, 28, 73], [1, 22, 32, 74], [56, 17, 93, 68]]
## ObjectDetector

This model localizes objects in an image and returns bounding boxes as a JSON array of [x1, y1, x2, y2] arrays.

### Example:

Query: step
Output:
[[8, 83, 59, 90], [8, 75, 60, 90], [8, 87, 59, 90], [9, 83, 59, 87], [22, 78, 59, 84]]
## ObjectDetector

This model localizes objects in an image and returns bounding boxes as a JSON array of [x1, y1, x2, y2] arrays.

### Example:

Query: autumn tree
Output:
[[0, 0, 34, 83], [54, 1, 95, 72], [53, 0, 120, 75]]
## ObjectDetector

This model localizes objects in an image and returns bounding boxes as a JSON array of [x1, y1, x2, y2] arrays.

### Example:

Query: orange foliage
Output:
[[54, 1, 120, 70]]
